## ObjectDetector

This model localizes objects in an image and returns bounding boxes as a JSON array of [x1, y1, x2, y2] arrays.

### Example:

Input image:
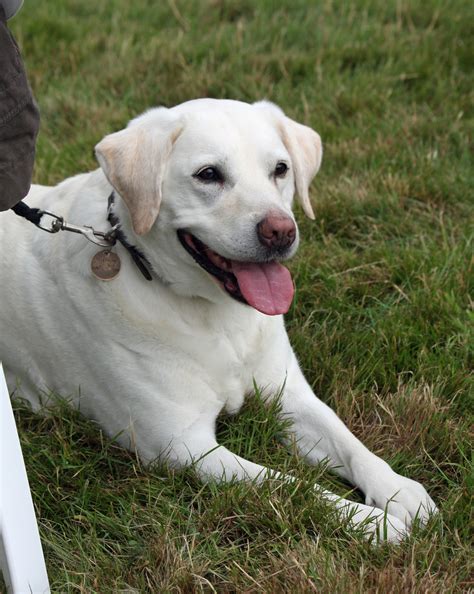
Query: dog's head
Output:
[[95, 99, 322, 315]]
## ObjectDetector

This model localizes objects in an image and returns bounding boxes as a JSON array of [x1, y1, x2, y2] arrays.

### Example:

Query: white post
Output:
[[0, 363, 50, 593]]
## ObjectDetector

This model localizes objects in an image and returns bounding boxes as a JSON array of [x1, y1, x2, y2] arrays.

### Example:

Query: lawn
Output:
[[5, 0, 473, 591]]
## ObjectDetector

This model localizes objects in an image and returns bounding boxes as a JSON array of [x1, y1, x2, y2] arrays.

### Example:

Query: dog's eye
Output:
[[274, 162, 289, 178], [194, 167, 223, 183]]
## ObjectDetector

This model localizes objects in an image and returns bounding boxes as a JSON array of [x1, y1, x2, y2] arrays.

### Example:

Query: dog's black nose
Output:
[[257, 212, 296, 249]]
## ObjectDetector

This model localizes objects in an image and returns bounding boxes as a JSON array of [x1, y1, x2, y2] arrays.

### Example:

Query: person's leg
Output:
[[0, 4, 40, 212]]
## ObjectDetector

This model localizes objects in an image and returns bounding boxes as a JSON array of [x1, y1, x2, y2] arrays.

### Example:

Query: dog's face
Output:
[[96, 99, 322, 315]]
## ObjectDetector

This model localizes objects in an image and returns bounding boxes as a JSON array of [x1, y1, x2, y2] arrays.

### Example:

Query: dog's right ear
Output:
[[95, 110, 182, 235]]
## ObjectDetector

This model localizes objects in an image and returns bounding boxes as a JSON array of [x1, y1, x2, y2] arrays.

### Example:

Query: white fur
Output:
[[0, 99, 436, 543]]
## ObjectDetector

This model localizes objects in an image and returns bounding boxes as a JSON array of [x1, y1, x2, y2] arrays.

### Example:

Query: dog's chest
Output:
[[185, 313, 267, 415]]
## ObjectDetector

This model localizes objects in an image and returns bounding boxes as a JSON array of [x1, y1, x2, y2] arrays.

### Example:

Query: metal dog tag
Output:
[[91, 250, 121, 281]]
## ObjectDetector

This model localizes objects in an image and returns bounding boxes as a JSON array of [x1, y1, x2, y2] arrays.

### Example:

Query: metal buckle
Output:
[[59, 221, 118, 247], [36, 211, 64, 233]]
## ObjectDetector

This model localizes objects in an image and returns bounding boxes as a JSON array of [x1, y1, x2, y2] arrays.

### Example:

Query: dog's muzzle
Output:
[[177, 229, 295, 316]]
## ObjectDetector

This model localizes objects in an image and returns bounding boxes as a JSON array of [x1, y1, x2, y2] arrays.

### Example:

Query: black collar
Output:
[[107, 192, 153, 281]]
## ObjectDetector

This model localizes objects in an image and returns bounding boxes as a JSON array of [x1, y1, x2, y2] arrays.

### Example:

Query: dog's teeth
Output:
[[208, 250, 230, 270], [220, 258, 231, 270]]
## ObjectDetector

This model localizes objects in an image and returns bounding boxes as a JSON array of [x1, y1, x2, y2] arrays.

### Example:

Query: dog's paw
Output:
[[320, 491, 410, 544], [341, 500, 410, 544], [364, 470, 437, 528]]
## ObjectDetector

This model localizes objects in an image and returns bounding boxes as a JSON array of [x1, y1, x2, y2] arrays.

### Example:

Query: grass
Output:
[[4, 0, 473, 591]]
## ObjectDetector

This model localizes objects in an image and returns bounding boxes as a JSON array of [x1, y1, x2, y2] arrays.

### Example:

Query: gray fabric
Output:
[[0, 0, 23, 20], [0, 5, 39, 211]]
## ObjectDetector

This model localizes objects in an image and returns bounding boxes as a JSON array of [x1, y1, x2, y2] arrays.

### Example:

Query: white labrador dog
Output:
[[0, 99, 436, 542]]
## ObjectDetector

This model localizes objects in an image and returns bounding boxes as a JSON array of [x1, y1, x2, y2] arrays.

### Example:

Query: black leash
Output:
[[11, 201, 44, 227], [11, 192, 153, 281]]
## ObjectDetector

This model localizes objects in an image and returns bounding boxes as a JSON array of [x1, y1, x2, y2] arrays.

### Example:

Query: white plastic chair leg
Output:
[[0, 363, 50, 593]]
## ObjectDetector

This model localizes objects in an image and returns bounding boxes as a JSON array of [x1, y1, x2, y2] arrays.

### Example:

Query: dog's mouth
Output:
[[177, 230, 294, 316]]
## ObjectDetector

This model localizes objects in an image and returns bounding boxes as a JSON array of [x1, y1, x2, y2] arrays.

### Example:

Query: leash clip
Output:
[[37, 210, 118, 247]]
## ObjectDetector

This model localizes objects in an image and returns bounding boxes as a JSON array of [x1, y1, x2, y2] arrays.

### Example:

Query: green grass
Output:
[[5, 0, 473, 591]]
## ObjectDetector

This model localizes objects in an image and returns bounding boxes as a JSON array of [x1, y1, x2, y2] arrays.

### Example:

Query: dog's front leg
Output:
[[171, 430, 282, 483], [130, 388, 410, 542], [131, 401, 282, 482], [275, 354, 437, 533], [167, 418, 410, 543]]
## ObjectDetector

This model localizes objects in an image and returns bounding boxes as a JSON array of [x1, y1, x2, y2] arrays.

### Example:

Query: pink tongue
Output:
[[231, 261, 294, 315]]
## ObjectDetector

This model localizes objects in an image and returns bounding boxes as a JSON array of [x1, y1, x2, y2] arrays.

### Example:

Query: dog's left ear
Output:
[[254, 101, 322, 220], [95, 110, 182, 235]]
